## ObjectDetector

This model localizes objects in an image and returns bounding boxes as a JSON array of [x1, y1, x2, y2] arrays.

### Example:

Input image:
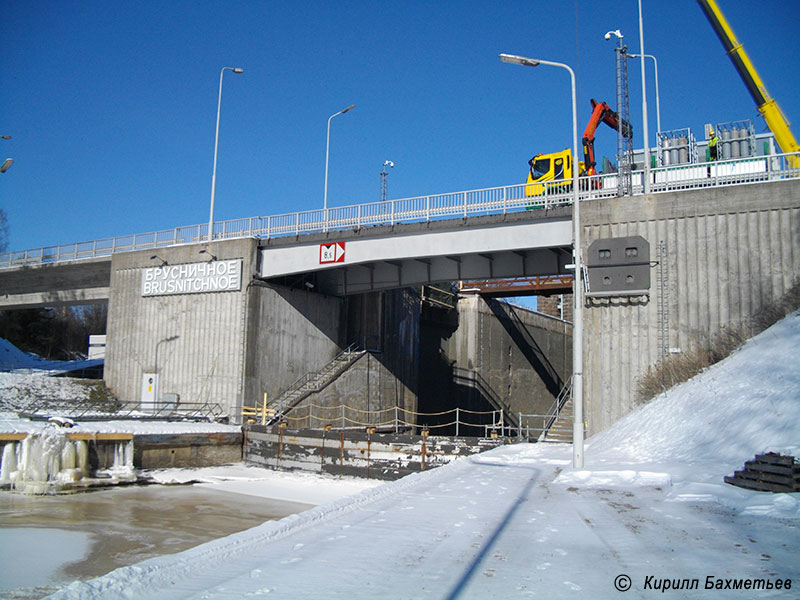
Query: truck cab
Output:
[[525, 148, 584, 197]]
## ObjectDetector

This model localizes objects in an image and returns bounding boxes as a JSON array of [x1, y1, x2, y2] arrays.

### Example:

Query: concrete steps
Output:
[[542, 397, 574, 443]]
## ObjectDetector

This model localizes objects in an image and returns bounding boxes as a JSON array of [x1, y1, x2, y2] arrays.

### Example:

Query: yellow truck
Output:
[[525, 99, 629, 197], [525, 149, 582, 197]]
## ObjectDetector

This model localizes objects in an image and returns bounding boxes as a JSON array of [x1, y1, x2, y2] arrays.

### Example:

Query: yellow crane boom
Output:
[[697, 0, 799, 168]]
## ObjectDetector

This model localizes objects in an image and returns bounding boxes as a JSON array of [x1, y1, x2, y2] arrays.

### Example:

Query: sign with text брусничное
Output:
[[141, 259, 243, 297]]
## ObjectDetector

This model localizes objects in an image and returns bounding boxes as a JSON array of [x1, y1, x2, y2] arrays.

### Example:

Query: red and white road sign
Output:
[[319, 241, 346, 264]]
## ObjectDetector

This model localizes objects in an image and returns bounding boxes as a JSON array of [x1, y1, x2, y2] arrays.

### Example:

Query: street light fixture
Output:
[[323, 105, 355, 212], [208, 66, 244, 243], [499, 53, 584, 468], [1, 136, 11, 174]]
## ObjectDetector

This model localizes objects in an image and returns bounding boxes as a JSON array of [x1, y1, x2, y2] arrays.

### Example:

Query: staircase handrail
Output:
[[538, 376, 573, 441], [451, 366, 519, 428], [269, 343, 363, 417]]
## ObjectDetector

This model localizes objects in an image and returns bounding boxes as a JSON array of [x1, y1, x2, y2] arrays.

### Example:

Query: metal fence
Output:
[[16, 399, 225, 422], [252, 401, 508, 437], [2, 152, 797, 270]]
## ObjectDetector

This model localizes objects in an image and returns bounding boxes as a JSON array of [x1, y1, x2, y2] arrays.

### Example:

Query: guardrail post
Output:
[[463, 191, 467, 218], [309, 403, 313, 429], [395, 406, 399, 433], [426, 196, 430, 222], [261, 393, 268, 426], [341, 404, 345, 429], [455, 407, 459, 437]]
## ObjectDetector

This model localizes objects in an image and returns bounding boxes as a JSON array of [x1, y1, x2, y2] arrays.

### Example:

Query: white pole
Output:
[[208, 67, 243, 243], [629, 53, 661, 145], [638, 0, 651, 193], [498, 53, 583, 467], [323, 105, 355, 213]]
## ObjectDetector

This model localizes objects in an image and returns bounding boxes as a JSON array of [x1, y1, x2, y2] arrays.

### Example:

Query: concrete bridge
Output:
[[2, 158, 799, 437]]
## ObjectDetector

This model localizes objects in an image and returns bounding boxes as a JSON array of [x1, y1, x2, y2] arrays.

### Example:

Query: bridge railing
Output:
[[2, 152, 797, 269]]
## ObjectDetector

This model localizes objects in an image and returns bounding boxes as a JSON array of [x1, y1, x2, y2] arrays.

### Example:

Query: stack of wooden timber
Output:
[[724, 453, 800, 493]]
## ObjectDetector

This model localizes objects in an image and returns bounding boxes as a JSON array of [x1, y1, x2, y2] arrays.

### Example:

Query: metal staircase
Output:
[[540, 396, 574, 442], [539, 377, 574, 443], [267, 344, 365, 424]]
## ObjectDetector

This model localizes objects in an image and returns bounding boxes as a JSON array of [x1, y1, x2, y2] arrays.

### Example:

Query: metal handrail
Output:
[[2, 152, 797, 270], [17, 399, 226, 422], [539, 376, 573, 441], [267, 343, 364, 418], [514, 376, 573, 442], [451, 366, 518, 428]]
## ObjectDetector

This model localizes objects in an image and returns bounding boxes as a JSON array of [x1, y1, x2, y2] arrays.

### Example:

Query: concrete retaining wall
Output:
[[133, 432, 242, 469], [243, 283, 346, 409], [582, 180, 800, 434], [244, 425, 506, 480], [419, 295, 572, 433]]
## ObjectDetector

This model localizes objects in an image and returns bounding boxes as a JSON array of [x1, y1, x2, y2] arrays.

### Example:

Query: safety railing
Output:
[[265, 343, 364, 421], [517, 377, 573, 442], [2, 152, 797, 270], [17, 399, 226, 422], [257, 401, 511, 437]]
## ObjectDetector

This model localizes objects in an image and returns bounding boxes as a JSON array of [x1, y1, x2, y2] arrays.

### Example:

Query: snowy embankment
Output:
[[47, 312, 800, 599]]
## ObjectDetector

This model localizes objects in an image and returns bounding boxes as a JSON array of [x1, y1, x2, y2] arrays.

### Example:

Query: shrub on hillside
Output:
[[86, 380, 122, 413], [636, 279, 800, 405]]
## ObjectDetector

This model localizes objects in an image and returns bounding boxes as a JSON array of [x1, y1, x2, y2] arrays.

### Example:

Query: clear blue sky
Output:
[[2, 1, 799, 252]]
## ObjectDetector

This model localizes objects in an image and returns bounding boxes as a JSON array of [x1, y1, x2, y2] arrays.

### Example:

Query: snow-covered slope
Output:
[[45, 312, 800, 599]]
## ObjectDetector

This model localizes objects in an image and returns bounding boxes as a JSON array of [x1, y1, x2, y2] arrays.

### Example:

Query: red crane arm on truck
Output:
[[582, 98, 633, 176]]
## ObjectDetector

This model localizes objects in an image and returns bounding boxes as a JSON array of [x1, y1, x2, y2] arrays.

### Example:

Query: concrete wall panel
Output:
[[105, 239, 258, 420], [243, 284, 345, 409], [582, 180, 800, 434]]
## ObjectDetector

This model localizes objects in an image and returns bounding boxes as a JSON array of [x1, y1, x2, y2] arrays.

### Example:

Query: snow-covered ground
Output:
[[1, 313, 797, 598], [146, 464, 382, 506], [31, 311, 798, 599]]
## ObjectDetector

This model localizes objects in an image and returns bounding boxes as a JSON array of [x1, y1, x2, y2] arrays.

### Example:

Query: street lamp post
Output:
[[628, 53, 661, 143], [323, 105, 355, 213], [154, 335, 179, 410], [499, 53, 584, 468], [638, 0, 651, 193], [208, 66, 244, 243]]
